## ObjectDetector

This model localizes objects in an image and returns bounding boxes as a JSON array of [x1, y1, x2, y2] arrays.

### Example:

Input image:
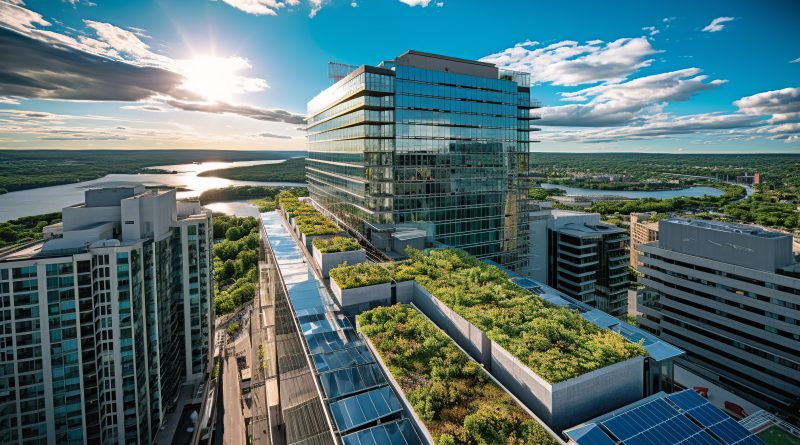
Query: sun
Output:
[[178, 56, 265, 102]]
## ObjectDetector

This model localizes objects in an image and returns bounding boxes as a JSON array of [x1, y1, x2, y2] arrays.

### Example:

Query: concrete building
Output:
[[629, 212, 659, 271], [637, 218, 800, 415], [0, 186, 213, 445], [306, 50, 540, 270], [527, 203, 630, 317]]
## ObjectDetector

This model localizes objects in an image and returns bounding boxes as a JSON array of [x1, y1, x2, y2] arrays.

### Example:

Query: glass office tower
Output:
[[306, 51, 539, 270]]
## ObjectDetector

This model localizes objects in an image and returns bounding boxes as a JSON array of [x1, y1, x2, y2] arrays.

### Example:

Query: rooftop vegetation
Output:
[[312, 236, 361, 254], [336, 248, 647, 383], [329, 262, 394, 288], [276, 192, 340, 236], [358, 305, 557, 445]]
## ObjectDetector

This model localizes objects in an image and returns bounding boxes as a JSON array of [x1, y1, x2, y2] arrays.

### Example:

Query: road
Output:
[[215, 311, 252, 445]]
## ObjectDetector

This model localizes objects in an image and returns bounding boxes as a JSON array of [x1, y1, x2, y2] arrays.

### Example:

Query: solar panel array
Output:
[[261, 212, 424, 445], [566, 389, 766, 445]]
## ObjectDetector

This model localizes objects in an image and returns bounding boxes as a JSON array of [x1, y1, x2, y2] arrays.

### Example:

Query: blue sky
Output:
[[0, 0, 798, 152]]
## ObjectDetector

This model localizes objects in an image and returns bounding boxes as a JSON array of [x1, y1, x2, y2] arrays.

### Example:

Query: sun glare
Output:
[[179, 56, 265, 102]]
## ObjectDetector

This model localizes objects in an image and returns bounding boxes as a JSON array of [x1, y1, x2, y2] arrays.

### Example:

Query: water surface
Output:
[[540, 183, 725, 199], [0, 160, 304, 222]]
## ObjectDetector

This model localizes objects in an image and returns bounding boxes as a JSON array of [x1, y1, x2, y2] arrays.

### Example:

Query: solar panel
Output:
[[320, 364, 387, 400], [329, 386, 403, 433], [341, 419, 423, 445], [312, 344, 373, 373], [568, 425, 617, 445], [667, 389, 708, 411], [305, 329, 363, 355]]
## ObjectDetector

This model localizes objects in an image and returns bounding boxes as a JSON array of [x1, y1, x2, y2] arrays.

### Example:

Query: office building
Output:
[[0, 186, 213, 445], [527, 204, 630, 316], [637, 218, 800, 414], [306, 50, 539, 270], [629, 212, 659, 270]]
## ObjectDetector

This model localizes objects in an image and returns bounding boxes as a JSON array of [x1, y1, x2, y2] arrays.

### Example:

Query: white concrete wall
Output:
[[409, 282, 644, 433], [311, 246, 366, 278], [329, 278, 391, 309]]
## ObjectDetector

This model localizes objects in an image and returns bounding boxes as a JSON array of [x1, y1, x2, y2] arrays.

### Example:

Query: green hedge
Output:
[[277, 192, 340, 236], [312, 236, 361, 254], [359, 305, 557, 445], [337, 248, 647, 383]]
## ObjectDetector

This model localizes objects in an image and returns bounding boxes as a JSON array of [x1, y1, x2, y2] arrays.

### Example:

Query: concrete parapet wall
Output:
[[312, 247, 366, 278]]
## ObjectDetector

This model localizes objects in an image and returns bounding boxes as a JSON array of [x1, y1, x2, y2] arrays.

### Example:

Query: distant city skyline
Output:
[[0, 0, 798, 152]]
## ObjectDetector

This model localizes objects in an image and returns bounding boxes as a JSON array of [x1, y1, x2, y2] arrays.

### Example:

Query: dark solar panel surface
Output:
[[329, 386, 404, 433], [567, 390, 766, 445], [341, 419, 423, 445]]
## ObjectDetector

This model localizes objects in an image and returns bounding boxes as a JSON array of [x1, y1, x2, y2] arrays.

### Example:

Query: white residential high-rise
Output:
[[0, 186, 213, 445]]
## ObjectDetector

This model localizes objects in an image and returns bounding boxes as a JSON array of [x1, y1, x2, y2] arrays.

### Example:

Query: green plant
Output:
[[359, 305, 557, 445], [339, 248, 647, 383], [227, 321, 241, 335], [312, 236, 361, 253], [329, 262, 395, 289]]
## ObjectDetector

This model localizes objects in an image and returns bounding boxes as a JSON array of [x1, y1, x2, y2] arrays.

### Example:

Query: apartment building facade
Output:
[[629, 212, 659, 271], [637, 218, 800, 414], [527, 204, 630, 316], [0, 186, 213, 445], [306, 50, 539, 270]]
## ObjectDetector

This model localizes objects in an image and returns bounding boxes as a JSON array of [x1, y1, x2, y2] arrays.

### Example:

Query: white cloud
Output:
[[399, 0, 431, 6], [0, 96, 19, 104], [734, 87, 800, 116], [790, 57, 800, 63], [702, 16, 734, 33], [482, 37, 659, 86], [642, 26, 659, 37], [542, 68, 726, 127], [218, 0, 325, 17], [350, 1, 357, 6], [541, 112, 761, 143]]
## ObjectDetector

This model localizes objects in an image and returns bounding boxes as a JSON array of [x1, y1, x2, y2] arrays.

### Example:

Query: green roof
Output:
[[334, 248, 647, 383]]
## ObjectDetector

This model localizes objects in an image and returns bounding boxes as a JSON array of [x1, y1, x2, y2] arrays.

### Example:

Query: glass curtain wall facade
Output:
[[306, 51, 538, 270]]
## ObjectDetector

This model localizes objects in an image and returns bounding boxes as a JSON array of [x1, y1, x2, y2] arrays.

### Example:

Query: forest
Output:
[[212, 215, 260, 315], [198, 157, 306, 182], [0, 149, 302, 194]]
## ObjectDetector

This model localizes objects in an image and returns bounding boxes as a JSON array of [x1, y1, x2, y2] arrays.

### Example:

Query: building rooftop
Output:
[[259, 211, 424, 443], [500, 270, 684, 363], [665, 218, 789, 239], [564, 389, 766, 445]]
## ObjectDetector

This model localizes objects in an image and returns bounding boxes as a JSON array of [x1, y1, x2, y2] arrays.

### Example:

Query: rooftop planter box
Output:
[[329, 262, 393, 309], [311, 237, 366, 278], [333, 249, 648, 430], [357, 305, 559, 445], [276, 192, 343, 251]]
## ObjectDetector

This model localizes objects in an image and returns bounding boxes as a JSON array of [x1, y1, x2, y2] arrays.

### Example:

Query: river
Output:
[[0, 160, 304, 222], [539, 183, 725, 199]]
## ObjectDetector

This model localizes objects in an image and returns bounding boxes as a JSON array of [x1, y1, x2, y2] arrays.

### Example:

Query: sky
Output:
[[0, 0, 798, 153]]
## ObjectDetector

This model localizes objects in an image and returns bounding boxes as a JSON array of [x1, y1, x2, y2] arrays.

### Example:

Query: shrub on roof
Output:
[[340, 248, 647, 383], [312, 236, 361, 254], [358, 305, 558, 445]]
